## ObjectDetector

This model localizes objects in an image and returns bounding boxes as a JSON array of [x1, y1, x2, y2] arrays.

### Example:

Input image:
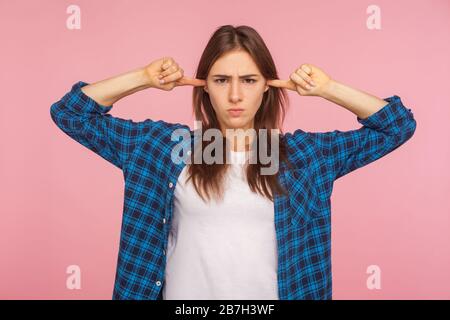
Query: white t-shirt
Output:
[[163, 149, 279, 300]]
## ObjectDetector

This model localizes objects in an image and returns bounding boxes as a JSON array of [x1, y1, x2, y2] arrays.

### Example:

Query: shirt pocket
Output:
[[283, 167, 325, 226]]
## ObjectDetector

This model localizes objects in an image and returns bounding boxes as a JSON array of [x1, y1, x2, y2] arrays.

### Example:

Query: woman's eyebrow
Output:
[[211, 74, 260, 78]]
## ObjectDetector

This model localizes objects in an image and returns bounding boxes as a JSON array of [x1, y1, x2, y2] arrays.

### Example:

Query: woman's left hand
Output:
[[267, 63, 332, 97]]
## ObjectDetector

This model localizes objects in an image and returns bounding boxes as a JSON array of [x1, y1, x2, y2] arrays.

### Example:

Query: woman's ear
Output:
[[263, 79, 269, 92], [204, 76, 210, 93]]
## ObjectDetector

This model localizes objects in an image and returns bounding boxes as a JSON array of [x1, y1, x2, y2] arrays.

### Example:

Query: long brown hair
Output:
[[187, 24, 294, 203]]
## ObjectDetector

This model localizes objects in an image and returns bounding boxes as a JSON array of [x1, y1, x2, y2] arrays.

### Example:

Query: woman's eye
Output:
[[214, 79, 257, 84]]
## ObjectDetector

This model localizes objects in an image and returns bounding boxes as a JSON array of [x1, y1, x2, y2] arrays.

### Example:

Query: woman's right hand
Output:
[[143, 57, 206, 91]]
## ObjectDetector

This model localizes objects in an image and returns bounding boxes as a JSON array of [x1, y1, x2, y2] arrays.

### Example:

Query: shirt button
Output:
[[187, 150, 192, 155], [168, 182, 173, 188], [163, 218, 166, 224], [156, 281, 161, 286]]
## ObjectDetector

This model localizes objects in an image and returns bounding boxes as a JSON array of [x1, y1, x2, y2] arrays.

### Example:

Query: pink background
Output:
[[1, 0, 449, 299]]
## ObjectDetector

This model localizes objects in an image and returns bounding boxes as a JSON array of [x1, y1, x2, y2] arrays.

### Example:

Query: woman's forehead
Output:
[[210, 51, 260, 74]]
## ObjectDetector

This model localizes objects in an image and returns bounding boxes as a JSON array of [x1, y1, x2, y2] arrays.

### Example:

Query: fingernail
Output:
[[160, 79, 165, 84], [306, 84, 311, 89], [158, 74, 163, 79], [311, 81, 316, 86]]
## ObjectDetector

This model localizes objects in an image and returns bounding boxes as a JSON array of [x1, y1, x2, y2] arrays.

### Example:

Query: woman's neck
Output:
[[228, 137, 253, 152], [224, 129, 255, 152]]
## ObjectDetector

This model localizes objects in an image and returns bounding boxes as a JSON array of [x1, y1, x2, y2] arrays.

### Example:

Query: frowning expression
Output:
[[204, 50, 269, 135]]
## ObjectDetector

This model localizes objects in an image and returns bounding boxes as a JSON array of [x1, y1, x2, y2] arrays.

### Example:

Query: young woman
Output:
[[50, 25, 416, 300]]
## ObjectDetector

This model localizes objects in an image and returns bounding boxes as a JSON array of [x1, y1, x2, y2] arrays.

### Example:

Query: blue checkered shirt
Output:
[[50, 81, 416, 299]]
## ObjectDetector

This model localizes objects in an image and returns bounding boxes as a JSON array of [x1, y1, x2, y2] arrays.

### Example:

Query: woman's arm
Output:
[[80, 67, 151, 107], [270, 64, 417, 183], [50, 79, 157, 171], [49, 62, 161, 171], [50, 57, 203, 171], [303, 94, 416, 182], [319, 79, 390, 120]]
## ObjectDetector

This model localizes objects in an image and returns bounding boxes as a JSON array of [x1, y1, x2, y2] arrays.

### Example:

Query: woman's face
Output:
[[204, 50, 269, 135]]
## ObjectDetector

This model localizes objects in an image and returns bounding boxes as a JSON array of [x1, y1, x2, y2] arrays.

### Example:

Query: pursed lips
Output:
[[227, 108, 244, 117]]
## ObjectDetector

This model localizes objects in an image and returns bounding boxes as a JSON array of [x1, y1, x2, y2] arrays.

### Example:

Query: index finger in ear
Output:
[[177, 76, 206, 87], [266, 79, 285, 88], [267, 79, 297, 91]]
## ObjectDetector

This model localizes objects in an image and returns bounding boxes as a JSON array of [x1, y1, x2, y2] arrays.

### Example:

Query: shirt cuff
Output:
[[62, 81, 114, 115], [356, 95, 414, 129]]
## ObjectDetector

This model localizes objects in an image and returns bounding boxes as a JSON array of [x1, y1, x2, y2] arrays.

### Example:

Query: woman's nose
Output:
[[229, 80, 243, 101]]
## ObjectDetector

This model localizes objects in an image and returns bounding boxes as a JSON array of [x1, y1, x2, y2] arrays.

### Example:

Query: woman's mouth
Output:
[[227, 108, 244, 117]]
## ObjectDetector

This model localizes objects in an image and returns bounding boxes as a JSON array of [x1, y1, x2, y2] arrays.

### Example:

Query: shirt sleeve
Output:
[[302, 95, 417, 181], [50, 81, 156, 170]]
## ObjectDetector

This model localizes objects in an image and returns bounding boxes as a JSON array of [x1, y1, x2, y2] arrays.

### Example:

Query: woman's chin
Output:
[[226, 117, 247, 125]]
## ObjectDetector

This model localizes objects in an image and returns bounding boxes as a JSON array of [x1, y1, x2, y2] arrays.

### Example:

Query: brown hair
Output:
[[187, 24, 294, 203]]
